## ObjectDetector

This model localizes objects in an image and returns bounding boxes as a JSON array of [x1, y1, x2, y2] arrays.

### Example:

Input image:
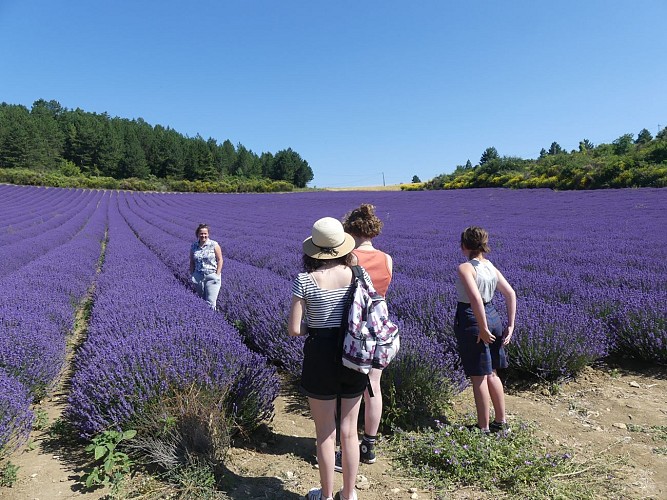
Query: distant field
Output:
[[323, 184, 404, 191]]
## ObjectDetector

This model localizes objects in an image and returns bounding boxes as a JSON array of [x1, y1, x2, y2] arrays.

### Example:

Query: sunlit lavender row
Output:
[[0, 187, 103, 278], [66, 195, 280, 438], [2, 185, 665, 454], [118, 188, 666, 376], [0, 189, 108, 454], [117, 191, 464, 426]]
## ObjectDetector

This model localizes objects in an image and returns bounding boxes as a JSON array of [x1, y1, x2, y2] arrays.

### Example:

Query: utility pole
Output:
[[382, 172, 385, 186]]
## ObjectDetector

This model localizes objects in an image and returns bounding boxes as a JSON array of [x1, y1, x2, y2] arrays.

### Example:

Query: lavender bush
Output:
[[0, 191, 108, 398], [0, 369, 33, 458], [66, 197, 279, 439]]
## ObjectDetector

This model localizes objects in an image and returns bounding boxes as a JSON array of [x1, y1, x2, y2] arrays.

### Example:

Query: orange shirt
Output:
[[353, 248, 392, 298]]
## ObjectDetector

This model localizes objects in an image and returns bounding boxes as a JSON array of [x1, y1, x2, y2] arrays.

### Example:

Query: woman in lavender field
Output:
[[289, 217, 370, 500], [454, 226, 516, 433], [189, 223, 223, 310], [342, 204, 393, 464]]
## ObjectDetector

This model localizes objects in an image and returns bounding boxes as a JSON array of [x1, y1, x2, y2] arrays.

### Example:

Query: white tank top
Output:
[[455, 258, 498, 304]]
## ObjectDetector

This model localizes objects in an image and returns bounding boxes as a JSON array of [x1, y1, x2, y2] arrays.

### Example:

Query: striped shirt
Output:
[[292, 268, 372, 329]]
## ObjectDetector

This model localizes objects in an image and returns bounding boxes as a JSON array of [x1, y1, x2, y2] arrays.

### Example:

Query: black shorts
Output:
[[454, 302, 508, 376], [300, 328, 368, 400]]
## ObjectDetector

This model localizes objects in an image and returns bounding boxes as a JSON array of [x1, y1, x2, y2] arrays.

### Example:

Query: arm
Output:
[[215, 244, 223, 275], [495, 269, 516, 346], [189, 248, 195, 274], [385, 253, 393, 275], [288, 295, 308, 337], [457, 263, 495, 344]]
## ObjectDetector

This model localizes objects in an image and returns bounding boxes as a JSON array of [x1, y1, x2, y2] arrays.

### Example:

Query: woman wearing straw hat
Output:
[[289, 217, 371, 500]]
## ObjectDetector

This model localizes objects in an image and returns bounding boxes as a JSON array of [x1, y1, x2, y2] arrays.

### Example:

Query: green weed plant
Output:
[[0, 461, 19, 487], [83, 429, 136, 490], [388, 419, 593, 499]]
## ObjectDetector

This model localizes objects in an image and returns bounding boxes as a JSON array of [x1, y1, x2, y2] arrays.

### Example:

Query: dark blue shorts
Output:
[[454, 302, 508, 377], [300, 328, 367, 400]]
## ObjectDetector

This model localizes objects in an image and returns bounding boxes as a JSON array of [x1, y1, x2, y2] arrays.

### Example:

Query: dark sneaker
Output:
[[334, 450, 343, 473], [360, 440, 376, 464], [465, 423, 490, 435], [489, 421, 510, 434]]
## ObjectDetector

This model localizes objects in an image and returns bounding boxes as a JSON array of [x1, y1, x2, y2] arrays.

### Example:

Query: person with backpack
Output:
[[288, 217, 372, 500], [454, 226, 516, 434], [342, 204, 393, 464]]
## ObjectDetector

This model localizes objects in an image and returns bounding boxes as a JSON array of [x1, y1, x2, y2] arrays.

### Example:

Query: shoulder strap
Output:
[[351, 265, 364, 282]]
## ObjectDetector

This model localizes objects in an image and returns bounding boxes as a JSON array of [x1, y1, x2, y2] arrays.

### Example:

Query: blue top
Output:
[[191, 239, 220, 274]]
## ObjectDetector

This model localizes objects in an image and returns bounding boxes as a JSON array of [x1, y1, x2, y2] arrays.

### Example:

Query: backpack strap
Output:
[[351, 265, 374, 397], [351, 264, 364, 282]]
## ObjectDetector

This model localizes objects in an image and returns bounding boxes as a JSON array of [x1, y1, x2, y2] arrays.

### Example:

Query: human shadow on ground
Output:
[[232, 379, 316, 464]]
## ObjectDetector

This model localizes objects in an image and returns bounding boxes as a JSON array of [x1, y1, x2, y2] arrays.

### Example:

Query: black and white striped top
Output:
[[292, 268, 372, 329]]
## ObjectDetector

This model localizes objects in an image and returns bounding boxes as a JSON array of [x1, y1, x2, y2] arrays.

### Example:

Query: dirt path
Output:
[[2, 365, 666, 499]]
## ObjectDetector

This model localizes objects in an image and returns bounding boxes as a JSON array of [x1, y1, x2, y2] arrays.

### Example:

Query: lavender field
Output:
[[1, 184, 666, 456]]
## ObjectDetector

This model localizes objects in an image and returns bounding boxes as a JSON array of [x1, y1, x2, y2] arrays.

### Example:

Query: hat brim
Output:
[[302, 233, 356, 260]]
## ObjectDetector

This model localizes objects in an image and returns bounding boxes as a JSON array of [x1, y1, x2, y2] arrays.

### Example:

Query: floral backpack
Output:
[[341, 266, 400, 375]]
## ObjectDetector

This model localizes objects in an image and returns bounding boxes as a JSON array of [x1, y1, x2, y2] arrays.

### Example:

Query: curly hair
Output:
[[342, 204, 383, 239], [460, 226, 491, 257]]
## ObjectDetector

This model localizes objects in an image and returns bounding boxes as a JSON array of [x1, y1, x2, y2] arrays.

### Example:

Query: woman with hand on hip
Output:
[[289, 217, 369, 500], [342, 204, 393, 464], [189, 223, 223, 310], [454, 226, 516, 433]]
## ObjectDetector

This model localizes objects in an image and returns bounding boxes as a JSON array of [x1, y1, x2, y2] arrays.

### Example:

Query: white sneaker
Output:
[[305, 487, 334, 500], [335, 489, 358, 500]]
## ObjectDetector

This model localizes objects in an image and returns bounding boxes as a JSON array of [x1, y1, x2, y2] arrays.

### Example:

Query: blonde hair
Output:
[[342, 204, 383, 238]]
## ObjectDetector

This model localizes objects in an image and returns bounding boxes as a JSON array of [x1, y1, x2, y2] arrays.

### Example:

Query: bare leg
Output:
[[339, 395, 362, 500], [308, 397, 337, 498], [470, 375, 490, 429], [363, 368, 383, 436], [487, 370, 506, 423]]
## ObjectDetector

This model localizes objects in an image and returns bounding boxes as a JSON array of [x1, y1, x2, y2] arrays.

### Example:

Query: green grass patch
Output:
[[627, 423, 667, 454], [387, 419, 607, 499]]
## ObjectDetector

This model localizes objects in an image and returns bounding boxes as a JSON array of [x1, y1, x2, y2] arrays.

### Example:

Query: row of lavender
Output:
[[65, 194, 280, 439], [116, 192, 462, 425], [4, 186, 663, 456], [0, 187, 108, 456], [0, 186, 104, 278], [121, 188, 666, 377]]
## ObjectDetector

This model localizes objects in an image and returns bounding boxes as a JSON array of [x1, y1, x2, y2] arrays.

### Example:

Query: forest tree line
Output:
[[422, 127, 667, 190], [0, 99, 313, 190]]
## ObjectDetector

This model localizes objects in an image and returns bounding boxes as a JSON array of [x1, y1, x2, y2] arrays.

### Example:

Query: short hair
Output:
[[342, 204, 383, 238], [460, 226, 491, 257], [195, 223, 210, 236], [302, 253, 354, 273]]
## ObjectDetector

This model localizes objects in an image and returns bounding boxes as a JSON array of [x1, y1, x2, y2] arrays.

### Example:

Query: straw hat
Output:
[[303, 217, 356, 260]]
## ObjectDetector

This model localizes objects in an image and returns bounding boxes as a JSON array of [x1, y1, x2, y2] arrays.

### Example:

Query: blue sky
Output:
[[1, 1, 666, 187]]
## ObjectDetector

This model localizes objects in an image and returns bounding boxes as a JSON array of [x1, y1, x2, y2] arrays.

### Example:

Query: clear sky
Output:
[[1, 1, 666, 188]]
